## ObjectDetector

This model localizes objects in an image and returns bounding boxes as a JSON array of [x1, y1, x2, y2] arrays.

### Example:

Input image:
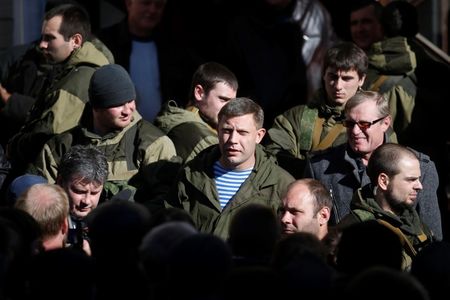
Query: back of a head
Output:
[[27, 247, 95, 300], [0, 207, 42, 257], [272, 232, 328, 270], [140, 221, 197, 277], [86, 200, 151, 260], [272, 232, 335, 300], [168, 233, 233, 298], [15, 184, 69, 240], [225, 265, 280, 300], [411, 241, 450, 300], [277, 251, 335, 300], [228, 203, 280, 261], [170, 233, 232, 271], [0, 208, 42, 299], [382, 1, 419, 38], [147, 207, 195, 230], [336, 220, 403, 275], [346, 266, 430, 300]]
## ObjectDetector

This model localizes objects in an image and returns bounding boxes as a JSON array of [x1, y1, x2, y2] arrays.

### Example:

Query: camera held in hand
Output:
[[67, 220, 88, 249]]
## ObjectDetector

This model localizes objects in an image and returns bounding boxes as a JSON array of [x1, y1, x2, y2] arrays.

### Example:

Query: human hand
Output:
[[82, 239, 92, 256], [0, 84, 11, 104]]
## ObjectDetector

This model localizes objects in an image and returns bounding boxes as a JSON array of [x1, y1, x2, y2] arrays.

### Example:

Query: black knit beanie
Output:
[[89, 64, 136, 108]]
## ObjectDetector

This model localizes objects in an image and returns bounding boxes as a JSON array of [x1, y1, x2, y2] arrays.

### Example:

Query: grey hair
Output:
[[58, 144, 108, 185], [345, 90, 389, 118]]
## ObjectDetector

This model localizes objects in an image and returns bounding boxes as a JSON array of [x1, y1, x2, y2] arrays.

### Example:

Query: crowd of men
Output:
[[0, 1, 449, 299]]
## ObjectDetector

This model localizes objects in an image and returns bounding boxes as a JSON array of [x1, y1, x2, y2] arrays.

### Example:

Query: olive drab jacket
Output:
[[32, 110, 178, 208], [7, 41, 110, 172], [154, 100, 218, 163], [0, 38, 113, 148], [364, 36, 417, 142], [338, 184, 434, 271], [166, 144, 294, 240], [265, 88, 397, 178], [304, 142, 443, 240], [265, 89, 348, 178]]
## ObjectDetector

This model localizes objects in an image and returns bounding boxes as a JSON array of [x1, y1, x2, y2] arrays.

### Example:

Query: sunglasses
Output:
[[342, 116, 387, 130]]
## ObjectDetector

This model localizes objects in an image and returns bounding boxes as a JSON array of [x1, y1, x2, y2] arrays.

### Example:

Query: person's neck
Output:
[[348, 147, 371, 166], [128, 22, 154, 40], [198, 112, 216, 129], [318, 226, 329, 241], [360, 153, 371, 166], [42, 234, 66, 251], [219, 157, 255, 171], [375, 192, 398, 216], [92, 118, 110, 137]]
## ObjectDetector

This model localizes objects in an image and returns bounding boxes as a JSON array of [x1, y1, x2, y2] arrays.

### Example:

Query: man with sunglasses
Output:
[[304, 91, 442, 240], [265, 42, 369, 178]]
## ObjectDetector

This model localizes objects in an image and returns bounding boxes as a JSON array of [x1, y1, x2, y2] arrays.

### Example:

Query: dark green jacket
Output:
[[32, 110, 178, 207], [364, 36, 417, 140], [339, 184, 434, 270], [266, 88, 397, 178], [7, 41, 110, 171], [266, 88, 347, 158], [166, 144, 294, 239], [0, 38, 113, 149], [154, 100, 218, 163]]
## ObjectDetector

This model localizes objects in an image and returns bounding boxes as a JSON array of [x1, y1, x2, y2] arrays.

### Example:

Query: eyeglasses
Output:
[[342, 116, 387, 130]]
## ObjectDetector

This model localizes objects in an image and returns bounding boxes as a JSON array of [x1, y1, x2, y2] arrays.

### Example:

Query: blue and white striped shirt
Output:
[[213, 161, 252, 209]]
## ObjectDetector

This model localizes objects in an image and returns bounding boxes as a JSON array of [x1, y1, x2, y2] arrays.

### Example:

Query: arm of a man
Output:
[[416, 153, 443, 240]]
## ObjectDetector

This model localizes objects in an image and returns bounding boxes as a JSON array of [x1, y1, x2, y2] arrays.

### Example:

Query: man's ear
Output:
[[71, 33, 83, 49], [358, 74, 366, 87], [193, 84, 205, 103], [255, 128, 266, 144], [383, 115, 392, 127], [62, 218, 69, 235], [318, 206, 331, 225], [378, 173, 389, 191]]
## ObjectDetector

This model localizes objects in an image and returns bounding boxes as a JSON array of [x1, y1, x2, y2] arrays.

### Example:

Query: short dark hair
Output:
[[367, 143, 418, 185], [189, 62, 238, 103], [323, 42, 368, 79], [306, 179, 333, 214], [58, 144, 108, 186], [44, 3, 91, 42], [288, 179, 333, 214], [218, 97, 264, 129]]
